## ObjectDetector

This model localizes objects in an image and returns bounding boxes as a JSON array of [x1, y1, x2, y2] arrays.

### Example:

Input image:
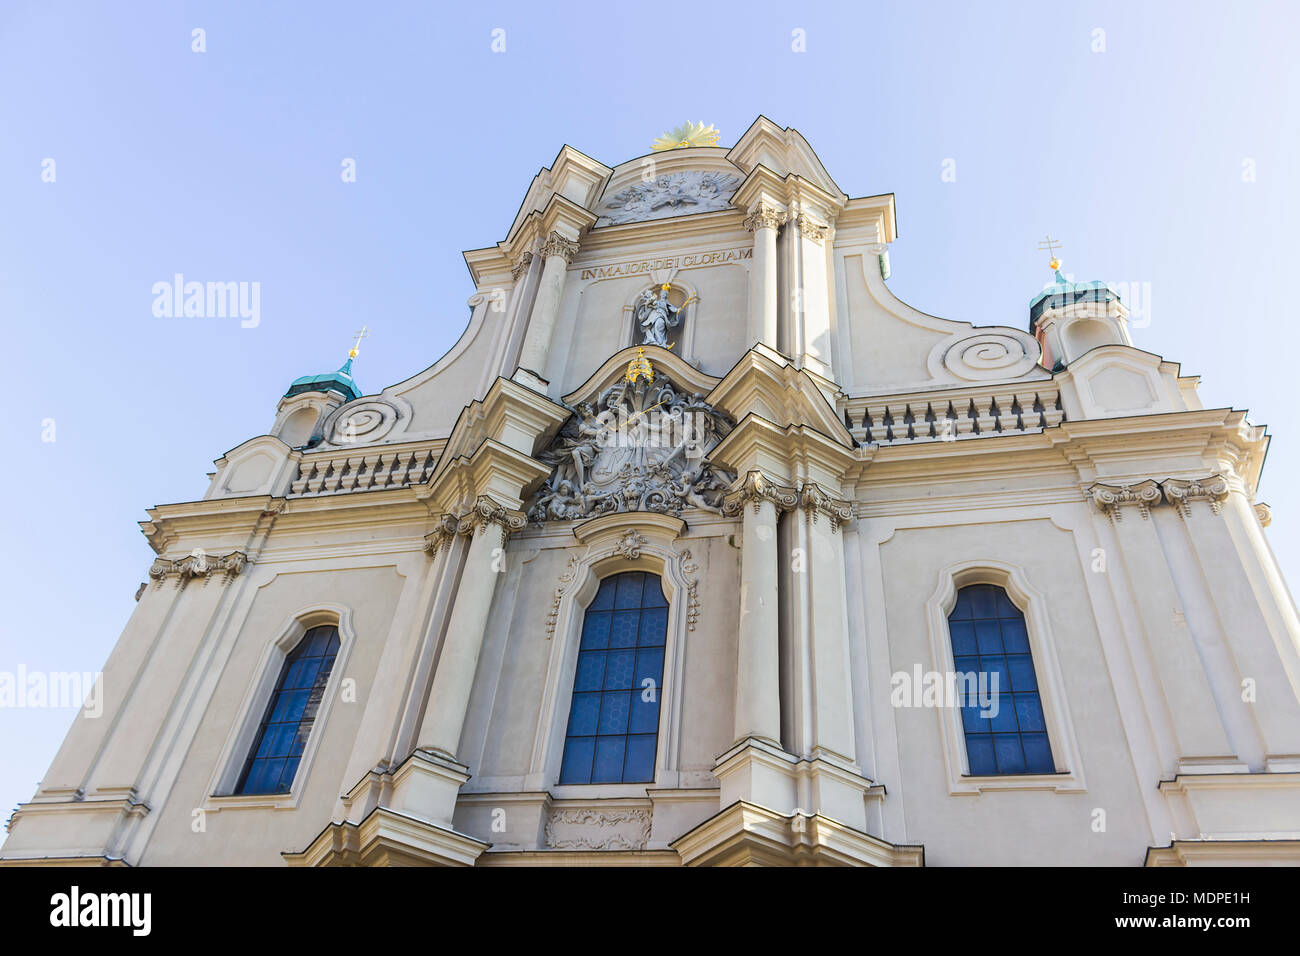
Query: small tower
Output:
[[270, 328, 366, 448], [1028, 240, 1129, 371]]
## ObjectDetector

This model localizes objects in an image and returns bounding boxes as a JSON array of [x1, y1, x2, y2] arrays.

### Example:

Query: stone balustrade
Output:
[[288, 440, 443, 496], [841, 385, 1065, 446]]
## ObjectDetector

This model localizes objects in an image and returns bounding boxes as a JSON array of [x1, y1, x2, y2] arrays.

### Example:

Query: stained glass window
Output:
[[236, 624, 341, 794], [949, 584, 1054, 775], [560, 572, 668, 784]]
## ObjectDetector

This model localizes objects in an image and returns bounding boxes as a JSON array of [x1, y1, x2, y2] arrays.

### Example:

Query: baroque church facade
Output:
[[7, 117, 1300, 866]]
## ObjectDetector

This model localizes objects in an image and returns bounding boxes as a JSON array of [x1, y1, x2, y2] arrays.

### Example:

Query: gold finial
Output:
[[651, 122, 721, 152], [626, 346, 655, 384], [661, 282, 671, 291], [349, 325, 369, 360], [1037, 235, 1063, 273]]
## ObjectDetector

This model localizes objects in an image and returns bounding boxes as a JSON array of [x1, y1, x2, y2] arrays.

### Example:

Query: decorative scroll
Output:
[[148, 549, 247, 585], [1088, 480, 1163, 521], [1162, 475, 1229, 518]]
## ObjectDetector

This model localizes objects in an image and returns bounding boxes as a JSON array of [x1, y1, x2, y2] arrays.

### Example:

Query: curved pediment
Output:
[[562, 345, 721, 408], [593, 149, 744, 227]]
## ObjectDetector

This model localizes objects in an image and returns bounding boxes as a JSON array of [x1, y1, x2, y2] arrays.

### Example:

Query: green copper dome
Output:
[[1028, 270, 1120, 331], [284, 357, 361, 402]]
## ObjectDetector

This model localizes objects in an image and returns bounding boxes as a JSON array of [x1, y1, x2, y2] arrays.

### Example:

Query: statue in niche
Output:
[[635, 285, 692, 349]]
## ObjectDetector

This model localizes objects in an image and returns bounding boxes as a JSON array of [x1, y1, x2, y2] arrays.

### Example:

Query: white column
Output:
[[743, 204, 784, 350], [417, 498, 524, 760], [724, 472, 797, 745], [515, 231, 577, 383]]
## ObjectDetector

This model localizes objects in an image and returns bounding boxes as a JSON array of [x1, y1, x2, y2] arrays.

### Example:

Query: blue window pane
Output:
[[951, 590, 974, 620], [975, 620, 1002, 653], [642, 579, 668, 608], [1014, 694, 1047, 732], [628, 694, 660, 733], [987, 695, 1018, 732], [609, 610, 640, 648], [961, 704, 987, 733], [573, 651, 606, 692], [949, 621, 977, 655], [567, 693, 600, 735], [304, 626, 333, 656], [614, 573, 645, 609], [1007, 655, 1037, 691], [278, 756, 301, 791], [947, 585, 1053, 778], [591, 737, 626, 783], [589, 578, 617, 611], [558, 572, 670, 785], [289, 724, 310, 757], [559, 737, 595, 783], [966, 736, 997, 774], [580, 611, 611, 650], [638, 607, 668, 646], [969, 586, 998, 619], [633, 648, 664, 686], [993, 735, 1027, 774], [979, 657, 1009, 695], [603, 650, 635, 690], [1000, 618, 1030, 653], [1022, 733, 1054, 772], [597, 691, 631, 735], [624, 735, 657, 781], [270, 689, 309, 724]]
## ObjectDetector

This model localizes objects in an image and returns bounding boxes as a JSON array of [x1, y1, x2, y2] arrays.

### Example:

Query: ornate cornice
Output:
[[721, 470, 799, 516], [510, 250, 534, 280], [1162, 475, 1229, 518], [1088, 480, 1163, 521], [794, 212, 829, 243], [742, 202, 786, 233], [424, 496, 526, 554], [539, 231, 579, 263], [798, 481, 853, 531], [148, 549, 247, 584]]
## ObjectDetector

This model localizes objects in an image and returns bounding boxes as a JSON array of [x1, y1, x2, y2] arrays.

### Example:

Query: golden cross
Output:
[[349, 325, 370, 359], [1037, 236, 1063, 270]]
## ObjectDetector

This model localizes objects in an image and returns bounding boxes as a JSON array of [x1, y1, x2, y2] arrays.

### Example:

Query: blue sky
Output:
[[2, 1, 1297, 825]]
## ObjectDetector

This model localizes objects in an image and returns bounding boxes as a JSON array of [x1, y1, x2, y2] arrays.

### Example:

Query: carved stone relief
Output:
[[596, 171, 740, 226], [525, 370, 736, 523]]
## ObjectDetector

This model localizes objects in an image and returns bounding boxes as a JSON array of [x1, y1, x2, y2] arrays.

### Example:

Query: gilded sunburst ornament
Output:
[[651, 121, 721, 151]]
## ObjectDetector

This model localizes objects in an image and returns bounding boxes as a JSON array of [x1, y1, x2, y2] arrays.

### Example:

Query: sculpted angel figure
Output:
[[569, 401, 615, 489], [635, 286, 685, 348]]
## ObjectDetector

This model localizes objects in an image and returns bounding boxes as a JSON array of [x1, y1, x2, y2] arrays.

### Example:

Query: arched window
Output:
[[237, 624, 341, 794], [559, 571, 668, 784], [948, 584, 1054, 775]]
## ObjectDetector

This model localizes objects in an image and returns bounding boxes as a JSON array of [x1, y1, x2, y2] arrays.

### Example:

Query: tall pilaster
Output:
[[417, 496, 526, 760], [515, 231, 578, 385], [1089, 481, 1237, 769], [743, 203, 786, 351], [722, 471, 798, 745]]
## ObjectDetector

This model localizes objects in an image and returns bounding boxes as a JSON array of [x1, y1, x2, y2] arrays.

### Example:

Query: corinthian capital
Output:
[[743, 203, 787, 233], [798, 480, 853, 531], [721, 470, 799, 516], [1088, 480, 1162, 521], [462, 495, 528, 537], [1161, 475, 1229, 518], [540, 232, 579, 263], [794, 212, 829, 243], [510, 251, 534, 280], [147, 549, 248, 584]]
